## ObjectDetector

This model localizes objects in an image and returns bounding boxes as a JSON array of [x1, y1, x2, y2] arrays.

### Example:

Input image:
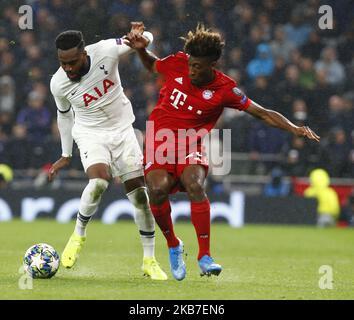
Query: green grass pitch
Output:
[[0, 220, 353, 300]]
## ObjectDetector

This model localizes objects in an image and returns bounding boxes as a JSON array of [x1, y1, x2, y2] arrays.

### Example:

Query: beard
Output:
[[67, 73, 82, 82], [67, 56, 91, 82]]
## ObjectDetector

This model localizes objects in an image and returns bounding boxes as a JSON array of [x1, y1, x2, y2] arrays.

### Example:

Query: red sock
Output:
[[191, 198, 211, 260], [150, 200, 179, 248]]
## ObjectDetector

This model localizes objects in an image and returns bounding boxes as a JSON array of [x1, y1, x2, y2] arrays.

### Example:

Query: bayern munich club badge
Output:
[[202, 90, 213, 100]]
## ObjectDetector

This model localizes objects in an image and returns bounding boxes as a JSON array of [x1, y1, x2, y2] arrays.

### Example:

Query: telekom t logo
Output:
[[170, 88, 187, 109]]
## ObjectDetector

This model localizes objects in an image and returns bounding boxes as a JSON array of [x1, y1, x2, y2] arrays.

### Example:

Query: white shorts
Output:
[[72, 125, 143, 182]]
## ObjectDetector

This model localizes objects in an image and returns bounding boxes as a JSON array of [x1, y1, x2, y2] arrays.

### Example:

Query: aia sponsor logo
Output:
[[83, 79, 115, 107]]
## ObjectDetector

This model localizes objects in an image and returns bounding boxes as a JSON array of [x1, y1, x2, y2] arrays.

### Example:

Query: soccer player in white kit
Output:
[[48, 23, 167, 280]]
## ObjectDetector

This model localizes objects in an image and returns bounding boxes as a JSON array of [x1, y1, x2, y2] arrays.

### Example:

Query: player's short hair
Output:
[[55, 30, 85, 51], [182, 23, 225, 61]]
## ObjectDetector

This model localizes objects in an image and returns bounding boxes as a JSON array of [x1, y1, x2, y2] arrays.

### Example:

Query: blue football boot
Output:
[[169, 239, 186, 281], [198, 255, 222, 277]]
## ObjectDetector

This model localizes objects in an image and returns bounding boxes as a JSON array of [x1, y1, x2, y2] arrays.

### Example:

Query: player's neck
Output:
[[80, 56, 91, 77], [192, 70, 216, 87]]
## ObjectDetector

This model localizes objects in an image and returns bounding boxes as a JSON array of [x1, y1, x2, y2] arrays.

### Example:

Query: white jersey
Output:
[[50, 38, 135, 131]]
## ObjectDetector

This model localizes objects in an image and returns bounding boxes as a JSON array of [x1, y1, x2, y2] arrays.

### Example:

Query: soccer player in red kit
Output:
[[125, 24, 320, 281]]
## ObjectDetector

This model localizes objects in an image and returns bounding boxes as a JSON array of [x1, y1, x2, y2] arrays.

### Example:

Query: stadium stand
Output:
[[0, 0, 353, 188]]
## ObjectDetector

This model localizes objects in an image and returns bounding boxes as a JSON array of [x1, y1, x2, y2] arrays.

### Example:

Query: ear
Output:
[[211, 60, 217, 68]]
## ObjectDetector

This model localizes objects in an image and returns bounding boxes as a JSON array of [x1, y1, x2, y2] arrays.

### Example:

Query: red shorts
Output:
[[144, 144, 209, 194]]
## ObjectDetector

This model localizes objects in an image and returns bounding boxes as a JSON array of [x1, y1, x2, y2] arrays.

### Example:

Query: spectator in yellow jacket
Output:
[[0, 163, 13, 189], [304, 168, 340, 227]]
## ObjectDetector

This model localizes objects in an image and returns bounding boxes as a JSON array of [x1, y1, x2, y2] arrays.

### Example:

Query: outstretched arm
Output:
[[245, 100, 320, 142], [124, 25, 159, 73], [116, 22, 153, 57], [135, 48, 158, 73]]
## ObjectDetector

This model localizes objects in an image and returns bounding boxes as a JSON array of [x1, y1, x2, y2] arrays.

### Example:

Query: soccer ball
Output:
[[23, 243, 60, 279]]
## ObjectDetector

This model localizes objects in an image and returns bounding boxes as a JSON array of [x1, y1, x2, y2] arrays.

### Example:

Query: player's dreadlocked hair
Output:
[[55, 30, 85, 50], [182, 23, 225, 61]]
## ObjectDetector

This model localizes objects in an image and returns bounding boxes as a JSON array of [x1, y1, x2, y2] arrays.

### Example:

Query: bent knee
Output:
[[128, 187, 149, 209], [147, 183, 170, 204], [89, 178, 109, 201], [185, 181, 206, 200]]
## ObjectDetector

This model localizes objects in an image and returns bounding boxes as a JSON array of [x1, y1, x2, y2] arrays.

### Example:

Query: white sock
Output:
[[75, 212, 91, 237], [127, 186, 155, 258], [74, 178, 109, 237]]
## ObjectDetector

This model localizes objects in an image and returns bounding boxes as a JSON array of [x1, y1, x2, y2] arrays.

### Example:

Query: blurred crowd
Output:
[[0, 0, 353, 179]]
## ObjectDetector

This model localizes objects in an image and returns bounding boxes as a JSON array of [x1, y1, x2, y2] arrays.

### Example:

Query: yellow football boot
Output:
[[142, 257, 168, 280], [61, 233, 86, 268]]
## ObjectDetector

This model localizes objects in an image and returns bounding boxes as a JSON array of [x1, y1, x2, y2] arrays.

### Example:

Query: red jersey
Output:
[[149, 51, 251, 134], [145, 51, 251, 174]]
